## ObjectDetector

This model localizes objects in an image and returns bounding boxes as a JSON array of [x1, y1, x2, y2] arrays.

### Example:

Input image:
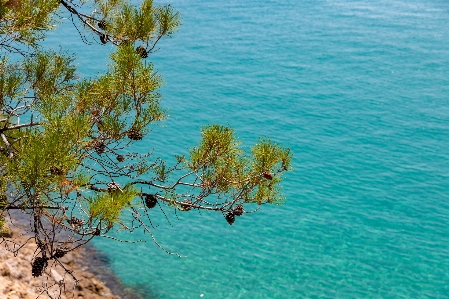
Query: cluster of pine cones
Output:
[[31, 257, 48, 277], [225, 204, 245, 225], [32, 246, 68, 277]]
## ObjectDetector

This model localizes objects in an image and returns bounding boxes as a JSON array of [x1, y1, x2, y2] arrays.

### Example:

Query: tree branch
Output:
[[59, 0, 120, 46], [6, 205, 66, 210], [1, 121, 41, 132], [0, 133, 13, 159]]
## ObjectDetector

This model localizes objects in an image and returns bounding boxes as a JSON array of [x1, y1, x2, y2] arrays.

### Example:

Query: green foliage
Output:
[[23, 51, 77, 101], [75, 44, 165, 139], [190, 125, 242, 168], [0, 57, 25, 107], [189, 125, 245, 191], [0, 186, 7, 233], [0, 0, 292, 269], [252, 138, 292, 173], [0, 192, 6, 211], [0, 0, 60, 46], [0, 217, 8, 237], [187, 125, 292, 204], [101, 0, 180, 43], [247, 139, 292, 204], [12, 125, 82, 194], [87, 186, 138, 226]]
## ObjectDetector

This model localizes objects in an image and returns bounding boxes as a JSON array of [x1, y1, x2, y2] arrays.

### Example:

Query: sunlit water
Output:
[[44, 0, 449, 298]]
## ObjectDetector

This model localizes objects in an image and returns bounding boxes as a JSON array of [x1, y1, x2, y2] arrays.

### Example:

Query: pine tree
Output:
[[0, 0, 292, 291]]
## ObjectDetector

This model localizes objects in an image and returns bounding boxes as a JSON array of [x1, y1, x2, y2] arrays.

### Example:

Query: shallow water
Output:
[[45, 0, 449, 298]]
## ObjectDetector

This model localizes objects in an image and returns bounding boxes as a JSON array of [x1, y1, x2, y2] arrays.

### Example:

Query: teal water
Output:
[[48, 0, 449, 298]]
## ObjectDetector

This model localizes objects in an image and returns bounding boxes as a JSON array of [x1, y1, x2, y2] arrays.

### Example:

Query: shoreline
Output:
[[0, 212, 145, 299], [80, 242, 146, 299]]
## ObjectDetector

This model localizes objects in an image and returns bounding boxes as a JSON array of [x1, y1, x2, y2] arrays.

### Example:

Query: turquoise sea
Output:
[[47, 0, 449, 298]]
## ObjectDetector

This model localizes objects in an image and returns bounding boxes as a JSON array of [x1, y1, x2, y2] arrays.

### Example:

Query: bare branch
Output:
[[1, 121, 41, 132], [0, 133, 14, 159]]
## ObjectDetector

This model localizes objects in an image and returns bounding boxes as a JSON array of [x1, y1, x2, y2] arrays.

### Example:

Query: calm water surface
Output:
[[46, 0, 449, 298]]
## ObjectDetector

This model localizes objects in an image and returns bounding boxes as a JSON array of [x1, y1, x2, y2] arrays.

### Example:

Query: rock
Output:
[[59, 252, 74, 265], [0, 224, 119, 299], [63, 275, 76, 292], [3, 280, 14, 293], [80, 270, 94, 279], [5, 261, 22, 279], [51, 269, 64, 284], [21, 248, 32, 257], [85, 277, 107, 294], [0, 261, 10, 276], [24, 293, 40, 299]]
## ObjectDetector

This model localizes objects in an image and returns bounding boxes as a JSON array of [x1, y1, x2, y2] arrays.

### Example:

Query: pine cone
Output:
[[68, 217, 85, 227], [98, 20, 106, 30], [31, 257, 48, 277], [144, 194, 157, 209], [116, 155, 125, 162], [233, 204, 244, 216], [100, 34, 108, 44], [181, 199, 192, 211], [263, 171, 273, 180], [53, 248, 66, 259], [107, 182, 121, 191], [135, 46, 148, 59], [127, 128, 143, 140], [50, 166, 64, 176], [94, 141, 106, 154], [225, 212, 235, 225]]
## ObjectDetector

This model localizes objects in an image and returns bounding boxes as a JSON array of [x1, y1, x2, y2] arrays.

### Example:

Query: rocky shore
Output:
[[0, 222, 121, 299]]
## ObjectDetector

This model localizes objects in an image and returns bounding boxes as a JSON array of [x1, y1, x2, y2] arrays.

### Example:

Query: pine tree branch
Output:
[[0, 121, 41, 132], [5, 205, 65, 210], [59, 0, 120, 46], [0, 133, 13, 159]]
